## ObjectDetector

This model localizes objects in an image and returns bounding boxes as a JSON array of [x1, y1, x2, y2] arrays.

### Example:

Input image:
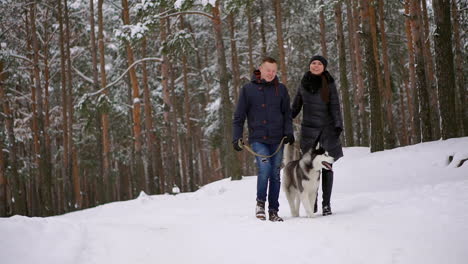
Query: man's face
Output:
[[259, 62, 278, 82]]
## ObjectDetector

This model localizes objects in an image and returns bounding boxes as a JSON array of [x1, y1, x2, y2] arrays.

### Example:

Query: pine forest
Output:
[[0, 0, 466, 217]]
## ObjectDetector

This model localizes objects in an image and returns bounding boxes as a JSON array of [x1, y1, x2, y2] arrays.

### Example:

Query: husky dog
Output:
[[282, 139, 334, 218]]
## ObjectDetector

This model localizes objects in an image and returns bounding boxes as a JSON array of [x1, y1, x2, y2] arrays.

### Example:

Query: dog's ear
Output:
[[312, 130, 323, 150]]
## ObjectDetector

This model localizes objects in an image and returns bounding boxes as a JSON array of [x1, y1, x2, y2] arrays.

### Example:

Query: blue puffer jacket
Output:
[[232, 70, 293, 145]]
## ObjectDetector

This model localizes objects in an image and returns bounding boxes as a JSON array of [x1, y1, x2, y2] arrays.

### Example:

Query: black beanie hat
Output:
[[309, 55, 328, 69]]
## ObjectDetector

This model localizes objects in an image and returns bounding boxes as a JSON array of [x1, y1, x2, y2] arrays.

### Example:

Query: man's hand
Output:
[[335, 127, 343, 137], [233, 139, 244, 151], [284, 134, 295, 145]]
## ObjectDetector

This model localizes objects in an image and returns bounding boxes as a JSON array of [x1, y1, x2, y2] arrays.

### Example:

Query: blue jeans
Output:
[[251, 142, 284, 212]]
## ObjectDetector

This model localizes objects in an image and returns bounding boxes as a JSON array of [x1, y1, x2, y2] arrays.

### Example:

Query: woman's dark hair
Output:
[[320, 75, 329, 103]]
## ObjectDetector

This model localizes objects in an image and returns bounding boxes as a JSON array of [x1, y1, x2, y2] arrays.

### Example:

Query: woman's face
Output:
[[309, 60, 325, 75]]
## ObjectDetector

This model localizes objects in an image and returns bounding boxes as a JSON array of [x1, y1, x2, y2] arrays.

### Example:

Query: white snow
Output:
[[1, 137, 468, 264]]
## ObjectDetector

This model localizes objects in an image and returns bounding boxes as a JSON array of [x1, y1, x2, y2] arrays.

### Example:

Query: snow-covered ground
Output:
[[1, 138, 468, 264]]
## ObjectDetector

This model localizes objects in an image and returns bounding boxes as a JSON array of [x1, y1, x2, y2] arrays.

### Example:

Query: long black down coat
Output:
[[292, 71, 344, 160]]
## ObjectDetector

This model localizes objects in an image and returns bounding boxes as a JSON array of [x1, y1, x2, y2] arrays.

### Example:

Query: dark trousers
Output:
[[314, 168, 334, 210], [321, 168, 334, 207]]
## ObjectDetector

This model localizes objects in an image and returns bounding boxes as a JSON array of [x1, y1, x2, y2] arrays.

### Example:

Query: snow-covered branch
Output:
[[73, 66, 94, 84], [88, 57, 163, 97], [159, 11, 215, 20]]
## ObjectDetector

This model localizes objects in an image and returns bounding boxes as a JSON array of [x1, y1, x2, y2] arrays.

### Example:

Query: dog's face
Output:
[[302, 143, 335, 172]]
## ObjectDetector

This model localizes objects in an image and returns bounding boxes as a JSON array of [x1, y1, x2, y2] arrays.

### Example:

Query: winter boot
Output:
[[268, 211, 284, 222], [322, 205, 332, 216], [322, 168, 334, 216], [256, 200, 266, 220]]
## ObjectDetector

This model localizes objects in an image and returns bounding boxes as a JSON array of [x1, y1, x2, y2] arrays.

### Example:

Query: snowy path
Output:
[[1, 138, 468, 264]]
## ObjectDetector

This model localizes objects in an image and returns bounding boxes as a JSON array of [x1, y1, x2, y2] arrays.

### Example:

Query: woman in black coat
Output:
[[291, 55, 344, 216]]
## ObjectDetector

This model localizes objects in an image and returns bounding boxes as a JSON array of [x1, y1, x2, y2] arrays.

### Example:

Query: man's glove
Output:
[[335, 127, 343, 137], [284, 134, 295, 145], [233, 139, 243, 152]]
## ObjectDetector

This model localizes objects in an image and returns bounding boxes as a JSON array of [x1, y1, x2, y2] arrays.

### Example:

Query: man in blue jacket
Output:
[[232, 57, 294, 222]]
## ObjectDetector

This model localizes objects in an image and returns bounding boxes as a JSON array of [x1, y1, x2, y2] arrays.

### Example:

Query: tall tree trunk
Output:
[[0, 61, 8, 216], [334, 2, 354, 147], [159, 14, 173, 193], [345, 0, 359, 145], [258, 0, 267, 57], [361, 0, 384, 152], [398, 50, 410, 146], [63, 0, 80, 210], [97, 0, 112, 202], [57, 0, 68, 214], [272, 0, 288, 86], [404, 0, 417, 143], [42, 9, 53, 213], [122, 0, 146, 194], [211, 1, 242, 180], [432, 0, 458, 139], [141, 36, 161, 194], [451, 0, 467, 136], [377, 0, 396, 148], [411, 0, 432, 142], [180, 16, 195, 191], [30, 3, 51, 215], [90, 0, 101, 205], [1, 84, 24, 215], [272, 0, 295, 161], [352, 0, 369, 146], [247, 0, 254, 73], [0, 133, 5, 216], [421, 0, 441, 139], [319, 0, 328, 58], [228, 13, 241, 103]]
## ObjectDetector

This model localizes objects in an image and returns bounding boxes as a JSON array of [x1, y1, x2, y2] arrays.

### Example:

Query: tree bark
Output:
[[319, 0, 328, 58], [377, 0, 396, 148], [451, 0, 467, 136], [334, 2, 354, 146], [0, 60, 7, 216], [122, 0, 146, 194], [258, 0, 267, 57], [141, 36, 161, 194], [404, 0, 417, 143], [57, 0, 68, 214], [211, 1, 242, 180], [228, 13, 241, 103], [97, 0, 112, 201], [432, 0, 458, 139], [352, 0, 369, 146], [361, 0, 384, 152], [421, 0, 441, 139], [30, 3, 52, 215], [247, 0, 254, 73], [160, 15, 173, 193], [411, 0, 433, 142], [345, 0, 359, 146]]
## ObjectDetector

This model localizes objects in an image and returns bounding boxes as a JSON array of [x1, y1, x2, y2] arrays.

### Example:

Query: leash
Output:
[[238, 137, 287, 158]]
